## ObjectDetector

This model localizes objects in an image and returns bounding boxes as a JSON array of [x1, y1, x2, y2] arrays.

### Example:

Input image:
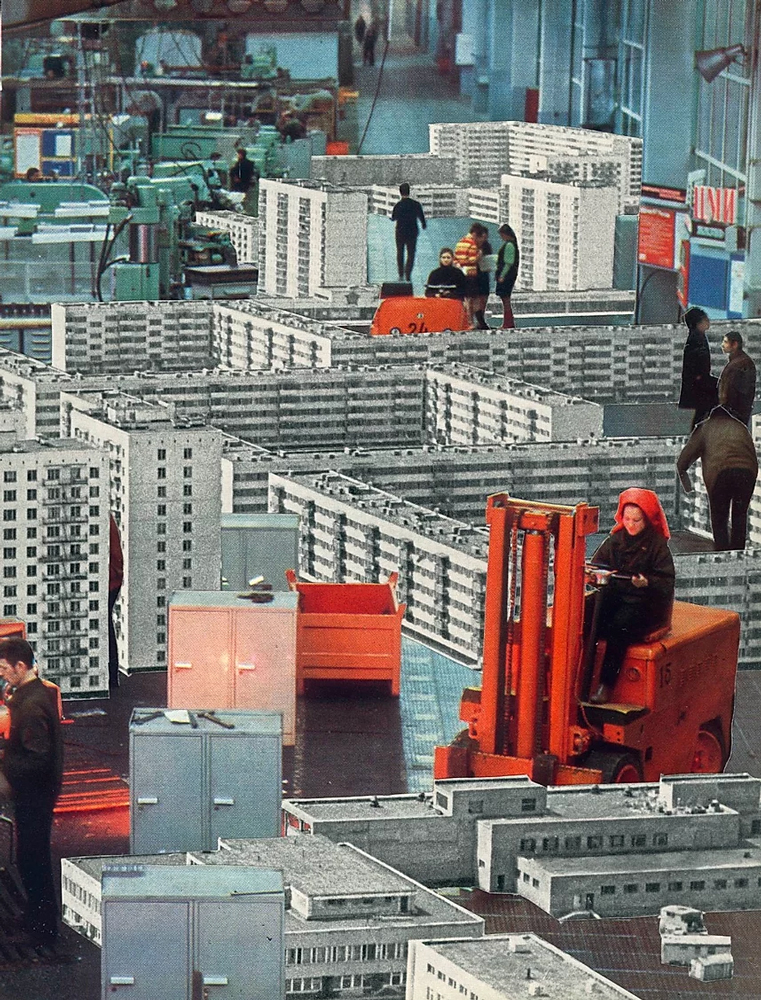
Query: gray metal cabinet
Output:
[[102, 866, 284, 1000], [221, 513, 299, 592], [130, 709, 282, 854]]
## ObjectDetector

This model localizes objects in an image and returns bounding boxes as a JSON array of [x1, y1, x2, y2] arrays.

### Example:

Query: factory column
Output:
[[638, 0, 699, 322], [485, 0, 540, 122], [538, 0, 573, 126]]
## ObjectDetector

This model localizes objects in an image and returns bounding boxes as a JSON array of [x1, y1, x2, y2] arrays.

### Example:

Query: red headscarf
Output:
[[611, 488, 670, 539]]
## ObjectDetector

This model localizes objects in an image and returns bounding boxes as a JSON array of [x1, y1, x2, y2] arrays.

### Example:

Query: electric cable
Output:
[[357, 37, 390, 155]]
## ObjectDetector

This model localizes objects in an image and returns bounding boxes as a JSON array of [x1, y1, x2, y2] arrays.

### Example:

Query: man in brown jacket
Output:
[[677, 405, 758, 550]]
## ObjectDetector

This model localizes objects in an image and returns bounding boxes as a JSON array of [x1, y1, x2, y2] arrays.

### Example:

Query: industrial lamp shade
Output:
[[695, 43, 746, 83]]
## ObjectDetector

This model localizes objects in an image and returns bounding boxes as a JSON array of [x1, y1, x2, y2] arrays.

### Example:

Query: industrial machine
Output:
[[370, 295, 469, 336], [434, 494, 739, 785]]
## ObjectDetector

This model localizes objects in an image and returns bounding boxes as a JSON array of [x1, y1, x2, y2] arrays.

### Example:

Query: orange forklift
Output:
[[434, 494, 739, 785]]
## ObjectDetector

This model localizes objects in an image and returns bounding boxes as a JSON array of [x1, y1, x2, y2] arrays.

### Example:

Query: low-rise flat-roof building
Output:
[[406, 933, 643, 1000], [62, 834, 484, 999]]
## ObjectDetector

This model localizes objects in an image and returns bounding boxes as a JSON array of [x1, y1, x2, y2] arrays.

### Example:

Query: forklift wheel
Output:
[[585, 749, 643, 784], [692, 724, 726, 773]]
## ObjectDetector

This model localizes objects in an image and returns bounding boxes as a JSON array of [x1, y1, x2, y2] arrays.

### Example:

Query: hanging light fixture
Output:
[[695, 43, 746, 83]]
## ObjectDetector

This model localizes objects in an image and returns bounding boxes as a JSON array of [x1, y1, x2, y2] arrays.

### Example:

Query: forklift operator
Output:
[[588, 488, 675, 704]]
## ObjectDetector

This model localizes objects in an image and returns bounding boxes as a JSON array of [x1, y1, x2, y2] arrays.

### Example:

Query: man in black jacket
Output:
[[391, 182, 426, 282], [0, 637, 63, 949], [678, 307, 717, 428]]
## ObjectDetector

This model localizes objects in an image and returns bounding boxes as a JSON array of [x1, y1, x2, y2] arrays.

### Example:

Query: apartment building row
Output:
[[50, 299, 215, 374], [282, 773, 761, 920], [428, 120, 642, 201], [61, 834, 484, 999]]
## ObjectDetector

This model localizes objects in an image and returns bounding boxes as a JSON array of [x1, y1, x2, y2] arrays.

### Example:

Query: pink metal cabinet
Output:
[[168, 592, 298, 745]]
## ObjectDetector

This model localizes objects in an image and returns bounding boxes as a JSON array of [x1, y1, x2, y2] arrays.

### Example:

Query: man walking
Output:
[[717, 330, 756, 425], [677, 405, 758, 551], [391, 182, 426, 282], [0, 637, 64, 950]]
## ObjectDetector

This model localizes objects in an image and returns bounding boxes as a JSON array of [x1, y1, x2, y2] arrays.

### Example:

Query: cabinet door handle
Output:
[[109, 976, 135, 986], [202, 976, 229, 986], [213, 797, 235, 807], [237, 663, 256, 671], [136, 796, 158, 806], [174, 662, 193, 670]]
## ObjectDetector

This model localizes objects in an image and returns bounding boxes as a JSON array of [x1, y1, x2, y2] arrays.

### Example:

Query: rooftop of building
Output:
[[286, 793, 437, 821], [424, 933, 640, 999], [426, 362, 600, 406], [524, 847, 761, 877]]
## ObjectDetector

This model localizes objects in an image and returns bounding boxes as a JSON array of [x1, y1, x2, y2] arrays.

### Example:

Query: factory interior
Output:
[[1, 1, 761, 999]]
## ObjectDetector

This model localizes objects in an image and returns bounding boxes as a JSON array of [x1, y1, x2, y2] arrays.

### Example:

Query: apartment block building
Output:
[[0, 348, 73, 438], [367, 185, 470, 218], [194, 210, 259, 265], [65, 392, 222, 672], [50, 299, 214, 374], [62, 835, 484, 999], [428, 121, 642, 202], [258, 179, 367, 297], [0, 438, 110, 695], [424, 364, 603, 444], [498, 175, 618, 291], [68, 366, 426, 454], [406, 934, 642, 1000], [310, 152, 456, 187]]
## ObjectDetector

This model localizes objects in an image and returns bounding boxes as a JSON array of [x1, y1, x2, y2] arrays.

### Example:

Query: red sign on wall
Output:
[[692, 185, 737, 225], [638, 205, 677, 269]]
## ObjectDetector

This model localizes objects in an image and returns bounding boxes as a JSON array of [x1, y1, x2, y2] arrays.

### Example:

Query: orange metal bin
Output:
[[285, 571, 405, 696], [370, 296, 469, 336]]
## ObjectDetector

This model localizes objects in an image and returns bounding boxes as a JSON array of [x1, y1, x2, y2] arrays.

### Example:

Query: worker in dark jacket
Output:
[[0, 637, 64, 949], [588, 489, 675, 704], [677, 405, 758, 550], [717, 330, 756, 426], [391, 182, 426, 282], [425, 248, 467, 299], [678, 307, 717, 428]]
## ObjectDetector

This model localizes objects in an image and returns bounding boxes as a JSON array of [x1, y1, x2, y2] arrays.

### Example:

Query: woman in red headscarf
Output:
[[588, 488, 675, 704]]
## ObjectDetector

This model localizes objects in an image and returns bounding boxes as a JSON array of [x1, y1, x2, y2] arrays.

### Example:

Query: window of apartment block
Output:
[[690, 880, 705, 891], [183, 485, 192, 496], [47, 469, 59, 481], [28, 528, 36, 539], [601, 885, 615, 895], [519, 838, 536, 852], [521, 798, 536, 812], [88, 467, 98, 479], [183, 503, 192, 515], [714, 879, 728, 889], [182, 540, 192, 551], [609, 835, 624, 848], [631, 834, 646, 847], [157, 467, 166, 479], [564, 836, 581, 850], [183, 448, 193, 459], [183, 466, 192, 478], [3, 529, 15, 540], [182, 576, 192, 588], [157, 541, 166, 553], [751, 820, 761, 834], [587, 836, 602, 849], [542, 837, 558, 852], [3, 471, 15, 483], [531, 878, 539, 888], [157, 505, 166, 517], [157, 449, 166, 461], [157, 486, 167, 499], [645, 882, 660, 892], [623, 884, 638, 894], [734, 878, 748, 888], [653, 833, 668, 847], [183, 521, 192, 533]]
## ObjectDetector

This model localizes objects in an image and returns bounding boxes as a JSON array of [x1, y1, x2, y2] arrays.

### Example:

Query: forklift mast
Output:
[[479, 494, 599, 766]]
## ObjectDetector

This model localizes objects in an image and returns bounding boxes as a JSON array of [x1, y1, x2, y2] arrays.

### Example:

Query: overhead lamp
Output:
[[695, 43, 746, 83]]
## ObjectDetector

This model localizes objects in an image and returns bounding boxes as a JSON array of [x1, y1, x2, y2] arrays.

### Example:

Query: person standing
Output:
[[717, 330, 756, 426], [470, 229, 493, 330], [354, 14, 366, 47], [0, 637, 64, 950], [678, 307, 717, 428], [677, 405, 758, 551], [362, 19, 379, 66], [453, 222, 489, 329], [495, 223, 520, 329], [391, 182, 426, 282]]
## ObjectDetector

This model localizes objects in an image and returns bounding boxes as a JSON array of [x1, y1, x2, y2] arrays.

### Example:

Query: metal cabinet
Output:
[[167, 592, 298, 745], [221, 513, 299, 592], [129, 708, 282, 854], [102, 865, 284, 1000]]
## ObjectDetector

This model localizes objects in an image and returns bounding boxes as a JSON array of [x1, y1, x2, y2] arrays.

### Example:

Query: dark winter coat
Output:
[[678, 326, 716, 410]]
